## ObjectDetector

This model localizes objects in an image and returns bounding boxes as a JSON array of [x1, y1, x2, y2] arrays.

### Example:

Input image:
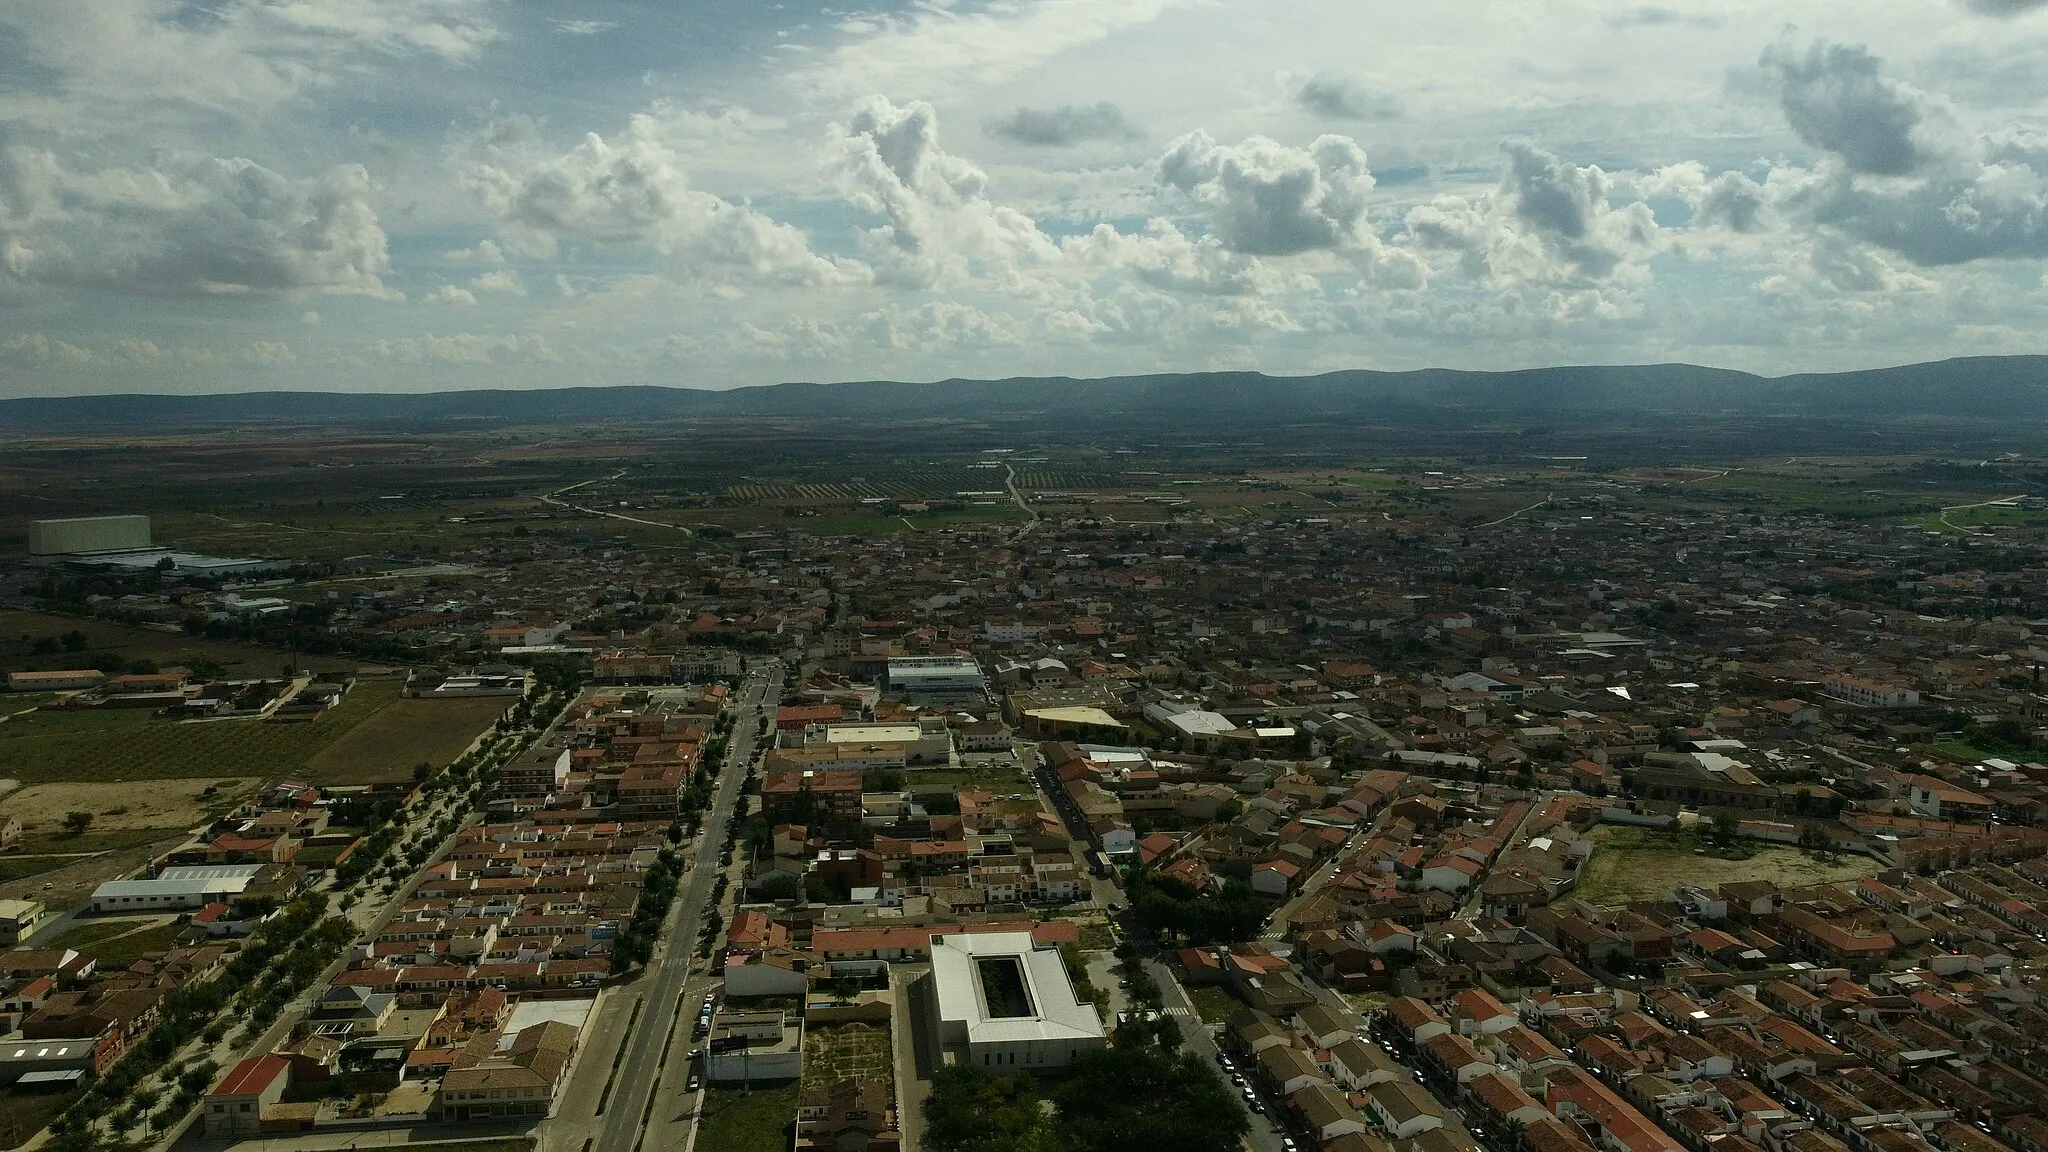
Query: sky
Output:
[[9, 1, 2048, 396]]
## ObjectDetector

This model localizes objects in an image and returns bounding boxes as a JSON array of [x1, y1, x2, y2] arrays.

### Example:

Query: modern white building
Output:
[[886, 656, 987, 705], [812, 719, 952, 765], [90, 864, 262, 913], [929, 930, 1106, 1070]]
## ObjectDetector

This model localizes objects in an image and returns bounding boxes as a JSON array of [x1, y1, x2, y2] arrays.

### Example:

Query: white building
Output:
[[887, 656, 987, 705], [930, 930, 1106, 1070], [812, 719, 952, 765], [29, 515, 152, 556], [91, 864, 262, 913], [1823, 676, 1919, 710]]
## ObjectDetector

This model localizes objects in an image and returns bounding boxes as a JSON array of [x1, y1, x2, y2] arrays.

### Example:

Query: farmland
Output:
[[0, 609, 360, 676], [304, 694, 512, 785], [0, 677, 404, 783], [1575, 825, 1879, 905]]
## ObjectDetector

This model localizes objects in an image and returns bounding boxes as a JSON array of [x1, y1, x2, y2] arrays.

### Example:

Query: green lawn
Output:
[[1184, 984, 1243, 1025], [906, 763, 1033, 795], [1927, 741, 2004, 765], [0, 678, 404, 782], [696, 1083, 800, 1152]]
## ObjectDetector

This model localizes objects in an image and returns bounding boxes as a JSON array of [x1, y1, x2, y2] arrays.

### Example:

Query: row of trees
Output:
[[612, 848, 684, 973]]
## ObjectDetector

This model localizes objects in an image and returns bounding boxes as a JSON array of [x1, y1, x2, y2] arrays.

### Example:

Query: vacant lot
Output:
[[0, 778, 259, 837], [0, 677, 402, 782], [801, 1023, 892, 1092], [696, 1083, 799, 1152], [305, 694, 510, 784], [0, 609, 358, 676], [50, 917, 183, 963], [1576, 824, 1878, 905], [1185, 984, 1243, 1025]]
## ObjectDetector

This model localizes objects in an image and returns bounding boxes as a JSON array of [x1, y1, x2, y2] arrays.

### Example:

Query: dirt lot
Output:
[[304, 694, 511, 784], [0, 778, 259, 836], [1576, 824, 1879, 905]]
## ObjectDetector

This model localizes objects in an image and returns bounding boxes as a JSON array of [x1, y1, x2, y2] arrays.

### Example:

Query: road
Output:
[[1148, 958, 1286, 1152], [1003, 464, 1040, 524], [557, 660, 779, 1152], [539, 469, 697, 537]]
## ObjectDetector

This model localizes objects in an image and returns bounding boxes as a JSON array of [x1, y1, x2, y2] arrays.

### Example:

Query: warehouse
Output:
[[90, 864, 262, 913], [929, 930, 1105, 1069], [27, 515, 152, 556]]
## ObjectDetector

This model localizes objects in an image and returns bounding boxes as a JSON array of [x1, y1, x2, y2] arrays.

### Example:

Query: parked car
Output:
[[687, 1074, 702, 1092]]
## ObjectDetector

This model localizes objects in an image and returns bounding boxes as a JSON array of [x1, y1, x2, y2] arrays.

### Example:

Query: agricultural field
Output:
[[49, 918, 184, 965], [0, 677, 404, 783], [801, 1023, 892, 1092], [304, 694, 512, 785], [1575, 824, 1878, 905], [0, 610, 359, 676]]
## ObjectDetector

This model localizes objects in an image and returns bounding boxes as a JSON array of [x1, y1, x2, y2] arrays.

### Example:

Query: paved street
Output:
[[542, 661, 781, 1152], [1148, 958, 1287, 1152]]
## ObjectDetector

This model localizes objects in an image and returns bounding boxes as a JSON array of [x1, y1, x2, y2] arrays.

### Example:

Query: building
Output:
[[0, 900, 49, 946], [705, 1010, 804, 1083], [5, 670, 105, 693], [797, 1079, 900, 1152], [203, 1054, 290, 1137], [929, 930, 1106, 1069], [813, 720, 952, 765], [437, 1020, 580, 1121], [762, 769, 866, 824], [90, 864, 262, 913], [28, 515, 152, 556], [886, 657, 987, 705], [1822, 676, 1919, 710]]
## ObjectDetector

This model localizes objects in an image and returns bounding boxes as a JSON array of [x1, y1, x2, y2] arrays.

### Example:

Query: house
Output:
[[1296, 1002, 1357, 1050], [204, 1054, 291, 1137], [1292, 1082, 1370, 1143], [1451, 987, 1517, 1036], [797, 1078, 900, 1152], [0, 900, 47, 947], [1468, 1070, 1551, 1128], [1328, 1037, 1402, 1090], [1367, 1079, 1446, 1138], [437, 1020, 579, 1121], [1252, 859, 1304, 897], [1420, 1031, 1496, 1085], [1257, 1043, 1330, 1096], [1386, 996, 1450, 1044]]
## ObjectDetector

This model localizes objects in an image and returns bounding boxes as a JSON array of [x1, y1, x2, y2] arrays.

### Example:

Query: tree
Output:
[[1052, 1042, 1249, 1152], [62, 811, 94, 836], [924, 1066, 1056, 1152]]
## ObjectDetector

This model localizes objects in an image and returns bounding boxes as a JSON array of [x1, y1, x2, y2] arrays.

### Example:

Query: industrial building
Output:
[[928, 930, 1106, 1069], [809, 718, 953, 765], [89, 864, 263, 913], [885, 656, 987, 705], [28, 515, 152, 556]]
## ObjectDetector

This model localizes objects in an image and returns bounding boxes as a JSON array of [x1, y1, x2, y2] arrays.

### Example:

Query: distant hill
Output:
[[5, 356, 2048, 431]]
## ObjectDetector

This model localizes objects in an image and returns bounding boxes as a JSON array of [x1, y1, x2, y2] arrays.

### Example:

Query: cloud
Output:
[[1758, 42, 2048, 266], [1157, 131, 1375, 255], [462, 111, 859, 287], [1762, 41, 1936, 176], [1959, 0, 2048, 15], [1062, 219, 1273, 295], [834, 97, 1058, 286], [985, 102, 1142, 146], [1603, 7, 1722, 29], [1696, 171, 1770, 233], [3, 332, 93, 364], [0, 138, 392, 298], [1293, 74, 1402, 122], [424, 284, 478, 306], [550, 18, 618, 35], [372, 333, 561, 364], [469, 269, 525, 295], [1400, 141, 1659, 288]]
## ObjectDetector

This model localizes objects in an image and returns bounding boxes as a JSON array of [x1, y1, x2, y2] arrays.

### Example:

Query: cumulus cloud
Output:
[[1400, 141, 1659, 288], [550, 18, 618, 35], [372, 333, 561, 364], [1158, 131, 1375, 255], [462, 111, 859, 287], [470, 269, 525, 295], [834, 96, 1058, 286], [1062, 219, 1272, 295], [0, 137, 391, 297], [985, 102, 1143, 146], [1762, 41, 1939, 176], [1758, 41, 2048, 267], [1293, 74, 1402, 122], [424, 284, 478, 306]]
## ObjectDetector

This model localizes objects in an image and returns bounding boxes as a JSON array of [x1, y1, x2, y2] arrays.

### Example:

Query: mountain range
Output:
[[4, 357, 2047, 432]]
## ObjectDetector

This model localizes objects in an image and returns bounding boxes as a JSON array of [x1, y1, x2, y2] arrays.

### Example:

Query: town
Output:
[[0, 444, 2046, 1152]]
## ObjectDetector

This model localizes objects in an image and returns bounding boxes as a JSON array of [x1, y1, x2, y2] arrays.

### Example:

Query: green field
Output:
[[906, 763, 1033, 795], [695, 1083, 800, 1152], [1576, 824, 1878, 905], [50, 919, 184, 964], [1184, 984, 1243, 1025], [0, 678, 405, 782], [304, 694, 511, 784], [0, 609, 359, 676]]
